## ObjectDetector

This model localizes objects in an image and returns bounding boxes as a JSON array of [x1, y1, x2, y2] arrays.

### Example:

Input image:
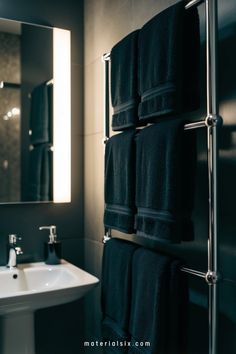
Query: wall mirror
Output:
[[0, 18, 71, 204]]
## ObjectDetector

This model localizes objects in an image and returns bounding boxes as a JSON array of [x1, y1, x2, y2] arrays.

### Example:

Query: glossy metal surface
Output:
[[181, 267, 206, 278], [102, 53, 110, 142], [205, 0, 220, 353], [184, 120, 206, 130], [185, 0, 204, 10], [6, 234, 23, 269]]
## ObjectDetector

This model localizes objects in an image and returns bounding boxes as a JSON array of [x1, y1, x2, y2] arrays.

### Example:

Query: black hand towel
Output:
[[104, 129, 136, 234], [138, 1, 200, 122], [30, 82, 50, 144], [28, 144, 51, 201], [166, 260, 188, 354], [135, 120, 196, 243], [128, 248, 188, 354], [101, 238, 139, 353], [128, 248, 171, 354], [111, 30, 140, 131]]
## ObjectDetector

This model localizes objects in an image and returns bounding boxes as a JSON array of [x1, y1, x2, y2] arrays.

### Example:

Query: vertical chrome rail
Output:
[[102, 53, 110, 143], [102, 53, 112, 241], [205, 1, 222, 353]]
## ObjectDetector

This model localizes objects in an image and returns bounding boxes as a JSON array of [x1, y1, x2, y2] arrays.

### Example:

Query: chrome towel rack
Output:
[[102, 1, 222, 354]]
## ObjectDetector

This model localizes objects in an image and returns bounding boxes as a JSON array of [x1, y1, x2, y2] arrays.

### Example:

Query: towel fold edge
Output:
[[112, 108, 139, 130], [104, 208, 135, 234], [135, 213, 194, 243], [138, 88, 178, 121]]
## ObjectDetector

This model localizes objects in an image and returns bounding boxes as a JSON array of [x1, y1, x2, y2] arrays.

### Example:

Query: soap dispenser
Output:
[[39, 225, 62, 265]]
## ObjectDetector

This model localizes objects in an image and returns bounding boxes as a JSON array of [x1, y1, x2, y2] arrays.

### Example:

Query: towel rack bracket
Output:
[[103, 235, 111, 243], [103, 229, 112, 243], [205, 271, 220, 285], [205, 114, 223, 128], [103, 137, 109, 145], [102, 53, 111, 62]]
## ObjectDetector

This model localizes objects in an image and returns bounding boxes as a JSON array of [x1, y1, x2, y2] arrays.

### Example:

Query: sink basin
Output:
[[0, 259, 99, 315], [0, 260, 99, 354]]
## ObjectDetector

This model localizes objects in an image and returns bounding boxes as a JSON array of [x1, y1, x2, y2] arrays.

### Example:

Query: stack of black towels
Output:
[[104, 1, 199, 244], [102, 2, 200, 353]]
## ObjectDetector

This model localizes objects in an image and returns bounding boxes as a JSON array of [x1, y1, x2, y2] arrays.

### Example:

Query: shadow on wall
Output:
[[219, 23, 236, 101], [187, 303, 236, 354]]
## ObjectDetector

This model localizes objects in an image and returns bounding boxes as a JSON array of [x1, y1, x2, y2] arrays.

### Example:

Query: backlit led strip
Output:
[[53, 28, 71, 203]]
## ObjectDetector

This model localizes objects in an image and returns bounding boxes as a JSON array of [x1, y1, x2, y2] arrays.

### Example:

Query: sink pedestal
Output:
[[2, 312, 35, 354]]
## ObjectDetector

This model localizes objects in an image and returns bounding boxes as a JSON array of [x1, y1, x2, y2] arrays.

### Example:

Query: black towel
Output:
[[30, 82, 51, 144], [128, 248, 171, 354], [28, 144, 51, 201], [128, 248, 188, 354], [138, 1, 200, 122], [104, 129, 136, 234], [135, 120, 196, 243], [166, 260, 188, 354], [101, 238, 139, 353], [111, 30, 140, 131]]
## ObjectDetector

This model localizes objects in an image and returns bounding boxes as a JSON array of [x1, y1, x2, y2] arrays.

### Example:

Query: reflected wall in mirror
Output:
[[0, 19, 71, 204]]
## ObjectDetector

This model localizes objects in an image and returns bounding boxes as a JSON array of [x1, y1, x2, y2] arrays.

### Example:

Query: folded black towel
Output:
[[135, 120, 196, 243], [128, 248, 172, 354], [101, 238, 139, 353], [104, 129, 136, 234], [28, 144, 51, 201], [138, 1, 200, 122], [111, 30, 140, 131], [30, 82, 51, 144]]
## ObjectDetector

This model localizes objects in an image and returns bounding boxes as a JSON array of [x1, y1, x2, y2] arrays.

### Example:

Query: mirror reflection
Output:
[[0, 19, 54, 203]]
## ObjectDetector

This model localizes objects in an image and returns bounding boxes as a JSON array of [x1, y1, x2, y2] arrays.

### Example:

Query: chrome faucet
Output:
[[6, 234, 23, 268]]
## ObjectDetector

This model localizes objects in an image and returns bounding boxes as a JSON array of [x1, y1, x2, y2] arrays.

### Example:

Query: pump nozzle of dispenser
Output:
[[39, 225, 57, 243]]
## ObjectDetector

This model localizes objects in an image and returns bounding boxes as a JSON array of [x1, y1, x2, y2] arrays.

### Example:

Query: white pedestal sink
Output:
[[0, 260, 99, 354]]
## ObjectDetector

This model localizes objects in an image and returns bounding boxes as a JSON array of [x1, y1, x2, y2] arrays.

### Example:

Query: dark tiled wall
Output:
[[0, 33, 21, 202], [0, 1, 85, 353], [83, 1, 236, 353]]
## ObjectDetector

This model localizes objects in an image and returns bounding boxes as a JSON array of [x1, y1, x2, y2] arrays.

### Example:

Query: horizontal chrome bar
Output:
[[103, 234, 207, 279], [103, 120, 206, 142], [184, 120, 206, 130], [46, 79, 54, 86], [181, 266, 206, 278], [29, 144, 53, 152], [185, 0, 204, 10]]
